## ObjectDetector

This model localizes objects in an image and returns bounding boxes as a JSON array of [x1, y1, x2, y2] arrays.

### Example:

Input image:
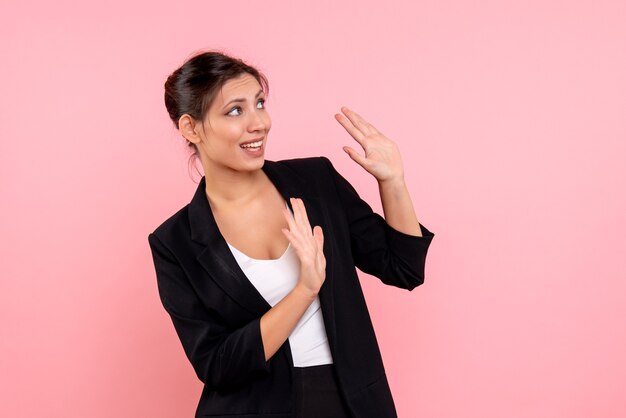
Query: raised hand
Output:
[[334, 106, 405, 183], [281, 197, 326, 297]]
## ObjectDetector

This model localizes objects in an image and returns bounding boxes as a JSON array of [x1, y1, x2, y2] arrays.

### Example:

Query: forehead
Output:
[[215, 74, 262, 102]]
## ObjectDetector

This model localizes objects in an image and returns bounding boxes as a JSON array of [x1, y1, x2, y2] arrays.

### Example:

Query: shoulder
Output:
[[148, 204, 191, 246], [268, 155, 332, 172], [266, 155, 344, 192], [266, 155, 338, 182]]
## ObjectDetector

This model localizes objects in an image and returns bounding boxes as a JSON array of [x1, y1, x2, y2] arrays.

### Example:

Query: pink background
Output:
[[1, 1, 625, 417]]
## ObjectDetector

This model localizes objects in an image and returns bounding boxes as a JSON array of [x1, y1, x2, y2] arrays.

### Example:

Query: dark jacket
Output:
[[148, 156, 434, 417]]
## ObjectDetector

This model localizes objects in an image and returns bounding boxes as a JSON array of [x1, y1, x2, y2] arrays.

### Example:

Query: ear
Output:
[[178, 114, 203, 145]]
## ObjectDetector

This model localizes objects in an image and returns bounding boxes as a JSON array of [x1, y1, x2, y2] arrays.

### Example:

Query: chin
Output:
[[239, 157, 265, 171]]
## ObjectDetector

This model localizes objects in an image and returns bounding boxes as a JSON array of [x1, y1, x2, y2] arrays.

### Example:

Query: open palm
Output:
[[334, 106, 404, 183]]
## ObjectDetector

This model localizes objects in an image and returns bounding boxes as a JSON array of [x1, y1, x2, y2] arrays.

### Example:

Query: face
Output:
[[195, 73, 271, 173]]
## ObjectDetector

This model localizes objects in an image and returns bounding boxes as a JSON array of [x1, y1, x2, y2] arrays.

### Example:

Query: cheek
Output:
[[214, 122, 246, 143]]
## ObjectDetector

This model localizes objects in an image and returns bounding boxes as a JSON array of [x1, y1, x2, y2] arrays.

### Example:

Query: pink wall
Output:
[[1, 1, 625, 417]]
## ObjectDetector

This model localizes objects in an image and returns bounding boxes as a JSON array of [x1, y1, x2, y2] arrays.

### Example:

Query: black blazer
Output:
[[148, 156, 434, 418]]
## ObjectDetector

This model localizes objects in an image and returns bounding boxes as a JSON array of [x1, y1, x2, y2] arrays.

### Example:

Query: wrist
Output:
[[292, 283, 318, 302], [378, 176, 406, 192]]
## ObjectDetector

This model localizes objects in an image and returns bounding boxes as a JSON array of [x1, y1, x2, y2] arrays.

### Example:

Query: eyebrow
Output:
[[222, 89, 265, 110]]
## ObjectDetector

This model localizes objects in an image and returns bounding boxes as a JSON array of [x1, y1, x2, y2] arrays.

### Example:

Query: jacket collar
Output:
[[185, 159, 332, 321], [188, 159, 308, 246]]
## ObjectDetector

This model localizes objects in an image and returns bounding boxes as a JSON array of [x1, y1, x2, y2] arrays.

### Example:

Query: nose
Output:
[[247, 108, 269, 133]]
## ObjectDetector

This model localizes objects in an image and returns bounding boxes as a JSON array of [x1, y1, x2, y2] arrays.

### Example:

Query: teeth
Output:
[[241, 140, 263, 148]]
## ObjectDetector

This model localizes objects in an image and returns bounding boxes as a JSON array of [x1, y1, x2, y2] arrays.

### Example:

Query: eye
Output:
[[226, 106, 242, 116], [256, 98, 266, 109]]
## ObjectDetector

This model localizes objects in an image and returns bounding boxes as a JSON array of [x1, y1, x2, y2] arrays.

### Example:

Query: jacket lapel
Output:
[[187, 169, 273, 318], [262, 160, 337, 349], [186, 159, 334, 328]]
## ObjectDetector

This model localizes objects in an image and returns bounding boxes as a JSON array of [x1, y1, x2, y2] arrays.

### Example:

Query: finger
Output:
[[286, 201, 311, 252], [313, 225, 324, 249], [284, 204, 309, 245], [282, 205, 297, 232], [340, 106, 377, 136], [289, 198, 305, 228], [283, 226, 308, 258], [292, 198, 312, 233], [344, 106, 379, 134], [299, 200, 317, 238], [314, 226, 326, 269], [335, 113, 366, 146], [343, 146, 370, 168], [283, 226, 307, 255]]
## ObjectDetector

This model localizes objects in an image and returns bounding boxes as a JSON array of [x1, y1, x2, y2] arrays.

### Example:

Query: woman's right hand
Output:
[[281, 197, 326, 298]]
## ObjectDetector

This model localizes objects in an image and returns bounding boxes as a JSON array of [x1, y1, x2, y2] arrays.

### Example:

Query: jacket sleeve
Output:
[[148, 232, 269, 391], [321, 156, 434, 290]]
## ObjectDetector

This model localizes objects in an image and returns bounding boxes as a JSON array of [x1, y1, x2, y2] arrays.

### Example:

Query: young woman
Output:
[[148, 51, 434, 418]]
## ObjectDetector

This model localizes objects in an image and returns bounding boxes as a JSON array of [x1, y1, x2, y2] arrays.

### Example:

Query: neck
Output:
[[202, 161, 266, 209]]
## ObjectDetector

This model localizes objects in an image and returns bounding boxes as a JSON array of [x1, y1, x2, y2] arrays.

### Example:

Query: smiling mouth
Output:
[[240, 139, 263, 149]]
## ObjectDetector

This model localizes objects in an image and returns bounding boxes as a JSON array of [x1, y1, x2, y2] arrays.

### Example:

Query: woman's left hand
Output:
[[334, 106, 404, 183]]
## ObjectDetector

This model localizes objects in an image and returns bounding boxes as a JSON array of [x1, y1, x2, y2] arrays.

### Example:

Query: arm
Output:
[[259, 283, 316, 361], [378, 177, 423, 237], [322, 156, 434, 290], [148, 233, 269, 391], [334, 105, 424, 237], [149, 198, 325, 387], [261, 197, 326, 360], [331, 106, 434, 289]]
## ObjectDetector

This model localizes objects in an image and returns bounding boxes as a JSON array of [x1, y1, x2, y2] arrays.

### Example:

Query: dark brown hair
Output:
[[164, 50, 269, 175]]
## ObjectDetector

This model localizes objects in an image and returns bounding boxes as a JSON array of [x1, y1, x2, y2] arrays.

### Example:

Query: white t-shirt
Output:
[[225, 202, 333, 367]]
